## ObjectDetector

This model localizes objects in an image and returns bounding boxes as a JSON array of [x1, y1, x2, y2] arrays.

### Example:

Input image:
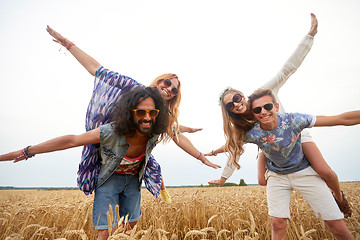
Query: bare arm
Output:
[[173, 132, 221, 169], [179, 125, 203, 133], [0, 128, 100, 163], [315, 110, 360, 127], [46, 25, 101, 76], [204, 145, 226, 156], [257, 152, 267, 186], [206, 145, 234, 185]]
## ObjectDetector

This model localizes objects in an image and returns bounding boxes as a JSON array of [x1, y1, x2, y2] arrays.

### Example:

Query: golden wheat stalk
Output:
[[248, 210, 256, 235], [30, 226, 55, 240], [107, 205, 114, 236], [184, 230, 207, 240], [207, 214, 218, 227], [217, 229, 231, 240], [63, 229, 88, 240]]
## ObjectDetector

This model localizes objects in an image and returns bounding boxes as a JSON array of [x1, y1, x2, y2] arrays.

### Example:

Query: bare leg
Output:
[[302, 142, 352, 217], [257, 152, 267, 186], [97, 221, 138, 239], [302, 142, 342, 200], [124, 221, 138, 232], [325, 220, 354, 240], [161, 179, 165, 190], [97, 230, 109, 240], [271, 217, 288, 240]]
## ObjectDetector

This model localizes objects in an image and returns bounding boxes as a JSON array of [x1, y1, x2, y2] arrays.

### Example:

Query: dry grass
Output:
[[0, 182, 359, 240]]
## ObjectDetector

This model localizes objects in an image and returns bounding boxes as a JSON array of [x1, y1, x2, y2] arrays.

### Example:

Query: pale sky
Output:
[[0, 0, 359, 188]]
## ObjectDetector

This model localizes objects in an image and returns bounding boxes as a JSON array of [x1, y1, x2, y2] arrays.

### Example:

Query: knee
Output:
[[97, 229, 109, 240], [325, 220, 352, 238], [271, 218, 287, 232]]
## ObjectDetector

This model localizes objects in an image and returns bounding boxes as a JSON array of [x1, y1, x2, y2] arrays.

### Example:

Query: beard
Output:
[[136, 119, 154, 135]]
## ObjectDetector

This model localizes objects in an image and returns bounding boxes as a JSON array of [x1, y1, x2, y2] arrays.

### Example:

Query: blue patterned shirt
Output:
[[245, 113, 316, 174]]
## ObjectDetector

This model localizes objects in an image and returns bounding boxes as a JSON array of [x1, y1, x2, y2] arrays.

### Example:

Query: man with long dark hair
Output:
[[0, 86, 169, 239]]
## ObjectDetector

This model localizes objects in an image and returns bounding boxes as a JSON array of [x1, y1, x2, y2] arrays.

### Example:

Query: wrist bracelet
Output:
[[211, 150, 217, 156], [196, 152, 205, 163], [66, 42, 75, 50], [23, 145, 35, 160]]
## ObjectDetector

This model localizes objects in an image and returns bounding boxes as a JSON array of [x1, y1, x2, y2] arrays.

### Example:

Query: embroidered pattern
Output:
[[76, 67, 162, 196]]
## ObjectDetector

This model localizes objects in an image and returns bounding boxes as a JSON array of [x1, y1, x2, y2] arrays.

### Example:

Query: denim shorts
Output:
[[92, 174, 142, 230]]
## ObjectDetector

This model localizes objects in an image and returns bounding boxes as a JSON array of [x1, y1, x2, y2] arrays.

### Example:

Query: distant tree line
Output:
[[199, 179, 248, 187]]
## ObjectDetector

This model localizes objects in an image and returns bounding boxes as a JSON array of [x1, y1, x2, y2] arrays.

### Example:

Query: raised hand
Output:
[[46, 25, 67, 47], [308, 13, 318, 37], [46, 25, 100, 76]]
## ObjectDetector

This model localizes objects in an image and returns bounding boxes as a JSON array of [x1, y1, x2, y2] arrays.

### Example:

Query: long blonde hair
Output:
[[219, 88, 254, 169], [150, 73, 181, 143]]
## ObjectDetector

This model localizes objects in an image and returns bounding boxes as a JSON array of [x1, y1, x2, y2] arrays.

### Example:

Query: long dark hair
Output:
[[111, 86, 169, 139]]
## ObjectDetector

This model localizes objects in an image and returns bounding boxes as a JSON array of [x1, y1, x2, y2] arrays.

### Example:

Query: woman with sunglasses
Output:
[[46, 26, 221, 203], [206, 13, 351, 217]]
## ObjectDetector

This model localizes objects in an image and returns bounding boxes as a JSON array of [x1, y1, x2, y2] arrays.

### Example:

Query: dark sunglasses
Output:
[[132, 109, 159, 118], [163, 78, 179, 95], [252, 103, 274, 114], [225, 93, 243, 112]]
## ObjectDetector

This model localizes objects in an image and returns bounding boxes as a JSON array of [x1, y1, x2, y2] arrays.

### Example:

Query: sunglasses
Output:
[[252, 103, 274, 114], [132, 109, 159, 118], [225, 93, 243, 112], [163, 78, 179, 95]]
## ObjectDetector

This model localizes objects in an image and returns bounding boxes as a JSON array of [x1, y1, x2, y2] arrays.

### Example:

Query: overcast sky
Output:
[[0, 0, 359, 189]]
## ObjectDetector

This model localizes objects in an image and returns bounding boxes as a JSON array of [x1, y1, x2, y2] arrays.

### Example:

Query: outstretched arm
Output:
[[208, 157, 237, 185], [179, 125, 203, 133], [308, 13, 318, 37], [0, 128, 100, 163], [172, 133, 221, 169], [205, 145, 237, 185], [204, 145, 226, 156], [315, 110, 360, 127], [46, 26, 101, 76], [261, 13, 317, 105]]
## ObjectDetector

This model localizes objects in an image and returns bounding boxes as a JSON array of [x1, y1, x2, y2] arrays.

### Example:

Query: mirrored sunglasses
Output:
[[132, 109, 159, 118], [225, 93, 243, 112], [164, 78, 179, 95], [252, 103, 274, 114]]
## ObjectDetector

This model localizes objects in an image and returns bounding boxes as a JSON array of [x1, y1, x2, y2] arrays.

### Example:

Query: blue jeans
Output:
[[92, 174, 142, 230]]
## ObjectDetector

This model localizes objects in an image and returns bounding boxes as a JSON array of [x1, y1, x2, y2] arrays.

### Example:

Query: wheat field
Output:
[[0, 182, 359, 240]]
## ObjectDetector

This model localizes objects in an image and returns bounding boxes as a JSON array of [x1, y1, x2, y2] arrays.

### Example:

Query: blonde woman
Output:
[[206, 13, 351, 218], [46, 26, 220, 203]]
